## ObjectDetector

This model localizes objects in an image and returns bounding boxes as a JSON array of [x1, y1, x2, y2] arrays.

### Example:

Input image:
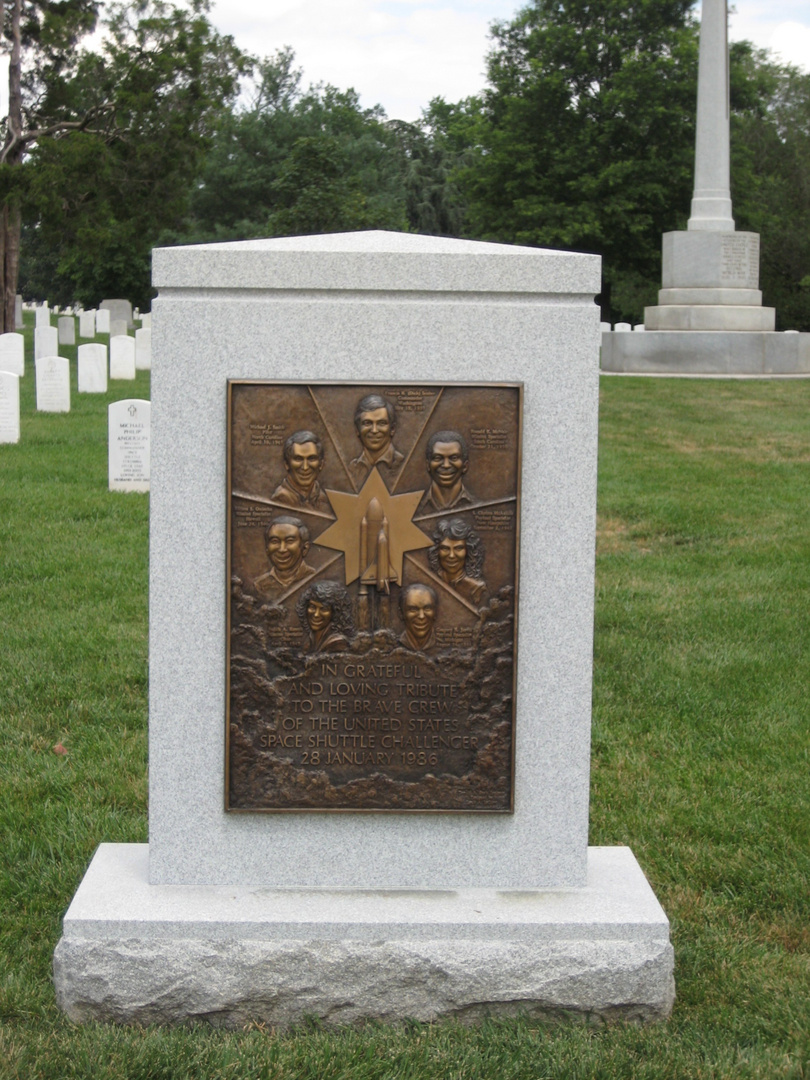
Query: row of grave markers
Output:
[[34, 310, 152, 338], [0, 372, 150, 492], [0, 343, 149, 423], [1, 325, 150, 383], [2, 300, 150, 488], [32, 329, 152, 371], [0, 340, 149, 417], [30, 297, 150, 331]]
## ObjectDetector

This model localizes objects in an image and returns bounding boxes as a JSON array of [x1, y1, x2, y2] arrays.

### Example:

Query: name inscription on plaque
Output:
[[227, 382, 522, 811]]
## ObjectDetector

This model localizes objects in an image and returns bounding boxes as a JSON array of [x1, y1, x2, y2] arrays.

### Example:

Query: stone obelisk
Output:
[[688, 0, 734, 231], [601, 0, 809, 372], [643, 0, 773, 333]]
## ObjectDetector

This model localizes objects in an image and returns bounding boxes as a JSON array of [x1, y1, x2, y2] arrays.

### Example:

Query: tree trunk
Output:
[[1, 0, 23, 332], [2, 204, 20, 332]]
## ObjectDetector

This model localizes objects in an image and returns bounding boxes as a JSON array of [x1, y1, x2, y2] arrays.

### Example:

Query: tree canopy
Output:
[[446, 0, 699, 318], [11, 0, 810, 330], [16, 0, 245, 311], [173, 50, 409, 243], [730, 44, 810, 331]]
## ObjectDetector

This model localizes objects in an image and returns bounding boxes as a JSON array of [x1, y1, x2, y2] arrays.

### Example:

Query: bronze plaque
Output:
[[226, 382, 522, 812]]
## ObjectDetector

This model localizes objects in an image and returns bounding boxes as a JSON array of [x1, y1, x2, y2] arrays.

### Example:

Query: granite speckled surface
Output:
[[54, 845, 675, 1027], [55, 232, 678, 1027], [152, 230, 601, 297], [146, 231, 602, 889]]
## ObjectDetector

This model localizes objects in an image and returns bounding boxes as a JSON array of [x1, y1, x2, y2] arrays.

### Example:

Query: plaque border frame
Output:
[[225, 379, 523, 813]]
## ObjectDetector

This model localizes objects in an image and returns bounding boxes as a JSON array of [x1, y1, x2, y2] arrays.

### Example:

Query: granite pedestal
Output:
[[602, 328, 810, 375], [55, 231, 674, 1025], [55, 845, 673, 1027]]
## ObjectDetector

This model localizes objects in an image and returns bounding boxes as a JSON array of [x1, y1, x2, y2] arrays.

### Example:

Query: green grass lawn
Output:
[[0, 328, 808, 1078]]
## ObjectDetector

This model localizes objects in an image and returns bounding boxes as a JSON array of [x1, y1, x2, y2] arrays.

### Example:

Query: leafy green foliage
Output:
[[386, 109, 472, 238], [167, 53, 410, 244], [17, 0, 246, 308], [14, 0, 810, 332], [451, 0, 698, 317], [431, 1, 810, 328], [730, 44, 810, 331], [16, 0, 101, 139]]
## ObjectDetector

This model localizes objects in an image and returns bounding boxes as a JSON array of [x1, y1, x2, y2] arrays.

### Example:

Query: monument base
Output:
[[54, 844, 674, 1028], [644, 305, 776, 332], [601, 330, 810, 375]]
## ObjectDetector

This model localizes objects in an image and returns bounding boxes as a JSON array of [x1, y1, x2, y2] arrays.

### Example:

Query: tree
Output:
[[451, 0, 699, 320], [386, 105, 473, 237], [730, 44, 810, 331], [0, 0, 100, 328], [7, 0, 245, 319], [168, 52, 409, 244]]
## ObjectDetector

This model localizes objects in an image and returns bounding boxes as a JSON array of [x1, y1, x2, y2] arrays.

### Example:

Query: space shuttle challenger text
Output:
[[261, 656, 473, 768]]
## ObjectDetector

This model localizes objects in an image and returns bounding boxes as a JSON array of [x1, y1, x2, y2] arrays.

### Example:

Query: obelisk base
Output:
[[644, 306, 775, 332], [601, 330, 810, 375], [605, 225, 808, 373]]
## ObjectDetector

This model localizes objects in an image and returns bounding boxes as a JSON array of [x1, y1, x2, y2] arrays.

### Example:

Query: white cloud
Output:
[[213, 1, 810, 119], [729, 2, 810, 70], [768, 21, 810, 69], [14, 1, 808, 126], [210, 0, 505, 120]]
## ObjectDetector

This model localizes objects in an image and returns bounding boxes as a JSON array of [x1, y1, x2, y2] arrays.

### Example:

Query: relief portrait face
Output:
[[438, 537, 467, 579], [402, 585, 436, 643], [428, 440, 468, 489], [286, 441, 323, 492], [306, 598, 333, 633], [358, 407, 393, 454], [267, 523, 309, 573]]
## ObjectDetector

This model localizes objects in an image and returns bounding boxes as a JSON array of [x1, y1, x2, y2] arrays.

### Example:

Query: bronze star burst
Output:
[[316, 468, 431, 585]]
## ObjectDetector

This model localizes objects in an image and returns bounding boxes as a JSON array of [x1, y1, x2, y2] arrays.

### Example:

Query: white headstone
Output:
[[140, 312, 152, 329], [108, 399, 150, 492], [58, 316, 76, 346], [79, 310, 96, 338], [135, 327, 151, 370], [36, 304, 51, 328], [78, 343, 108, 393], [0, 370, 20, 443], [96, 308, 111, 334], [100, 298, 133, 327], [633, 324, 646, 332], [35, 325, 59, 360], [15, 295, 23, 329], [110, 335, 136, 379], [599, 321, 611, 333], [110, 319, 129, 339], [0, 332, 24, 376], [35, 356, 70, 412], [614, 322, 632, 332]]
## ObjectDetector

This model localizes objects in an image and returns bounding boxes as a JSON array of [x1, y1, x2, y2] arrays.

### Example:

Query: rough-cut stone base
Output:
[[54, 845, 674, 1028], [601, 330, 810, 374]]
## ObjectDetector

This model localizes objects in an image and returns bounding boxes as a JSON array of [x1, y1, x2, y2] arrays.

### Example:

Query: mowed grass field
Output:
[[0, 321, 808, 1079]]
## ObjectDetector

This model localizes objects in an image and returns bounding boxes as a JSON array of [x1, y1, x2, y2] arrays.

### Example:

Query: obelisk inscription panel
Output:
[[227, 381, 522, 811]]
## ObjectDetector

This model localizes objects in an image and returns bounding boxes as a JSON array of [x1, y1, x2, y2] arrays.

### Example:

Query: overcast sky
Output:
[[205, 0, 810, 121], [4, 1, 809, 123]]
